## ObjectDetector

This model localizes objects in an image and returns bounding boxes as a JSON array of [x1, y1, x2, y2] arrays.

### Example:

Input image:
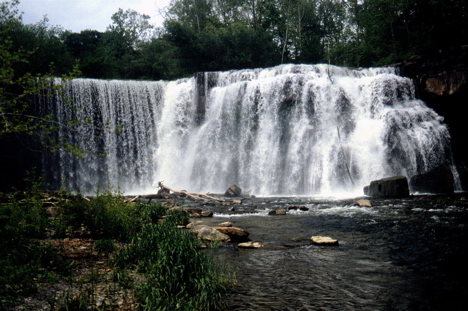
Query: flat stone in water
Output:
[[310, 236, 339, 245], [238, 241, 264, 248]]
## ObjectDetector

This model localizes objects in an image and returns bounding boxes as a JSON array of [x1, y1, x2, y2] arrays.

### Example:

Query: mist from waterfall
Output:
[[40, 64, 456, 196]]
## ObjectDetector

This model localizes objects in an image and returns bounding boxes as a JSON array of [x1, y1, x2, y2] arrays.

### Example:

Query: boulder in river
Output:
[[356, 199, 372, 207], [214, 226, 250, 242], [409, 164, 454, 194], [310, 236, 339, 245], [364, 176, 410, 198], [224, 184, 242, 197], [268, 209, 287, 215], [192, 225, 230, 242]]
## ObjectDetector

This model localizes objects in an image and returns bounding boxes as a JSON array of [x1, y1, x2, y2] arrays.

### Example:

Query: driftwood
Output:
[[158, 182, 226, 202], [125, 195, 141, 203]]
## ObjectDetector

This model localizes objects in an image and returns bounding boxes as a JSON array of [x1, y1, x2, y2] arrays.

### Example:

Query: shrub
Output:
[[115, 219, 232, 310]]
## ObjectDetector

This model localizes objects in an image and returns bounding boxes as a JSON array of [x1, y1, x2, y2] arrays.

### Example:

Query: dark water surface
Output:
[[202, 195, 468, 310]]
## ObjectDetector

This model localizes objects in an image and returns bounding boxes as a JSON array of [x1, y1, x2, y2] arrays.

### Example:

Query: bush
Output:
[[115, 217, 232, 310], [1, 188, 234, 310]]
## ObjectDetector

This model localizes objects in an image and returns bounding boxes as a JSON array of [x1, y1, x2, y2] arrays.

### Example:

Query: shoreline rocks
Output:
[[364, 176, 410, 198]]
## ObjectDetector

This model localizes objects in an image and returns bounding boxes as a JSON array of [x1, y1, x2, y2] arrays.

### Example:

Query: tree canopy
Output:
[[2, 0, 467, 81]]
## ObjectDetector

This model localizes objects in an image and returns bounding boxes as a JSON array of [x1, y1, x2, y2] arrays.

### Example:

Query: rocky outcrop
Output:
[[409, 164, 455, 194], [224, 184, 242, 197], [364, 176, 410, 198], [398, 46, 468, 190]]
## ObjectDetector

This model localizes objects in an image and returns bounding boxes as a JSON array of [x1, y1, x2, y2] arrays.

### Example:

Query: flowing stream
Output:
[[202, 195, 468, 310], [40, 64, 456, 195]]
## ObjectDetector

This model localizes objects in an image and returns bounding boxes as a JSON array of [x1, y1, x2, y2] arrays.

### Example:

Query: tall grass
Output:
[[1, 185, 233, 310], [115, 210, 232, 310], [0, 182, 71, 307]]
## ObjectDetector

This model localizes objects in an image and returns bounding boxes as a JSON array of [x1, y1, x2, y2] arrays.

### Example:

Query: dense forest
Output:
[[1, 0, 467, 81]]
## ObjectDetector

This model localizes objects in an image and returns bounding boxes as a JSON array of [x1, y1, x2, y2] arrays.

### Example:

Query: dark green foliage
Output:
[[0, 183, 71, 307], [1, 184, 231, 310], [4, 0, 467, 82], [94, 239, 116, 255], [114, 211, 232, 311]]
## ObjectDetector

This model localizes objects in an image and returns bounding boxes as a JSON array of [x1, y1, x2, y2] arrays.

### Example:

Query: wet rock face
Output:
[[409, 164, 454, 194], [398, 46, 468, 190], [224, 184, 242, 197], [364, 176, 410, 198]]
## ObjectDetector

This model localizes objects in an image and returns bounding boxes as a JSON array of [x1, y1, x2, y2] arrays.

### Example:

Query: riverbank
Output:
[[0, 190, 232, 310], [3, 190, 467, 310]]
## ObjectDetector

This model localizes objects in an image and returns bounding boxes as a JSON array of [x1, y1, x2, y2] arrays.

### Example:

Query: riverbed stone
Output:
[[288, 205, 309, 211], [356, 199, 372, 207], [217, 222, 233, 227], [193, 225, 230, 242], [187, 207, 203, 218], [214, 226, 250, 242], [238, 241, 264, 248], [311, 236, 339, 245], [186, 221, 204, 229], [201, 210, 213, 217], [409, 164, 454, 194], [224, 184, 242, 197], [364, 176, 410, 198], [269, 209, 287, 215]]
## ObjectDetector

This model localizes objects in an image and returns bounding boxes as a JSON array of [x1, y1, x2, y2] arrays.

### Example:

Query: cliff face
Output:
[[398, 46, 468, 190]]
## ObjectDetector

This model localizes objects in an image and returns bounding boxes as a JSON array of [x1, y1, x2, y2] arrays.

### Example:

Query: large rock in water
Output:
[[409, 164, 454, 194], [214, 226, 250, 242], [364, 176, 410, 198], [224, 184, 242, 197]]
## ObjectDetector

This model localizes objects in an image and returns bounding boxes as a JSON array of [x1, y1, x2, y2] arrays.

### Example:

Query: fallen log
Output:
[[157, 182, 226, 202], [125, 195, 140, 203]]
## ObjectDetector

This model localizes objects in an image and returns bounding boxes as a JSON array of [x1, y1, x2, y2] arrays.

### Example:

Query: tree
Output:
[[1, 0, 80, 151], [64, 30, 106, 78], [108, 8, 154, 49]]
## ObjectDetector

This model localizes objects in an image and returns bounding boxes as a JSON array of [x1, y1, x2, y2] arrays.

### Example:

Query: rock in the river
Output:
[[288, 205, 309, 211], [186, 221, 204, 229], [217, 222, 233, 227], [192, 225, 230, 242], [356, 199, 372, 207], [268, 209, 287, 215], [201, 210, 213, 217], [409, 164, 454, 194], [364, 176, 410, 198], [224, 184, 242, 197], [238, 241, 264, 248], [214, 226, 250, 242], [187, 207, 202, 218], [310, 236, 339, 245]]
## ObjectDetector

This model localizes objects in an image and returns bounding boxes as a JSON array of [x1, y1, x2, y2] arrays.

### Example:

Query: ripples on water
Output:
[[203, 195, 468, 310]]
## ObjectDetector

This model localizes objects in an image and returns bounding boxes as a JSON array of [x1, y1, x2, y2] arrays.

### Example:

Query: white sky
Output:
[[18, 0, 172, 32]]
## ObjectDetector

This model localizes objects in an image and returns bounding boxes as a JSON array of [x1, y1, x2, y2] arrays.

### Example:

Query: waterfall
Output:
[[40, 64, 456, 195]]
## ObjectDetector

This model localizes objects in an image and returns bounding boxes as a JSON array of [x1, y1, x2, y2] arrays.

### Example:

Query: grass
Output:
[[0, 181, 234, 310]]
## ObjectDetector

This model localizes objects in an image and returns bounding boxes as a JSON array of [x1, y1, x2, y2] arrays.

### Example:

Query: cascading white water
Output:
[[40, 64, 455, 195]]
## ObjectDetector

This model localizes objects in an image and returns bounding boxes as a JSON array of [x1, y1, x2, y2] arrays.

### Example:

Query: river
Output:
[[201, 194, 468, 310]]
